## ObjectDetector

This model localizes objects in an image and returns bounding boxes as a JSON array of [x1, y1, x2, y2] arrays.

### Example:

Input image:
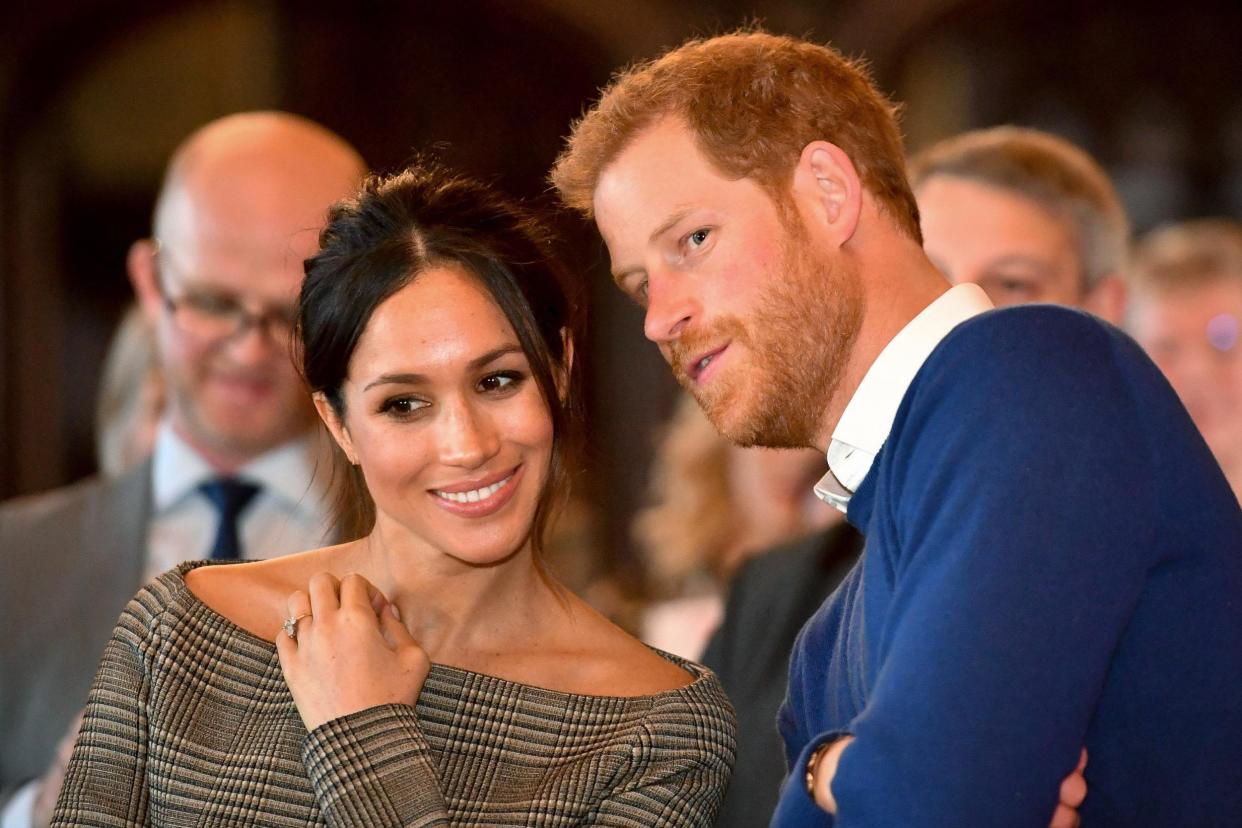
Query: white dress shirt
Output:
[[144, 420, 336, 579], [815, 283, 993, 513]]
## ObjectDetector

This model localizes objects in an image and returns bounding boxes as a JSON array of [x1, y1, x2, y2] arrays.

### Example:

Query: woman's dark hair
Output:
[[298, 164, 582, 555]]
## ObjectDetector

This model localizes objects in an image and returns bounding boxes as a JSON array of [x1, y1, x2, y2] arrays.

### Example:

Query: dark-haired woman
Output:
[[54, 166, 735, 827]]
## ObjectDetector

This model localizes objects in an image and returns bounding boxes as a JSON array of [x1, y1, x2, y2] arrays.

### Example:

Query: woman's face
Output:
[[323, 265, 555, 567]]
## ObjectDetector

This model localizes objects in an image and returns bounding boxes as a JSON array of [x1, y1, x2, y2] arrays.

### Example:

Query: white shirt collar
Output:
[[151, 419, 330, 519], [815, 283, 993, 512]]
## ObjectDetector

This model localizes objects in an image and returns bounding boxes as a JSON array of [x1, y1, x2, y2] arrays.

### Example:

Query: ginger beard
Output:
[[670, 223, 865, 449]]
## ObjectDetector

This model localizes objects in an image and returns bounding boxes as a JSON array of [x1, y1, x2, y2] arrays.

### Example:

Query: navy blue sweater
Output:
[[772, 306, 1242, 827]]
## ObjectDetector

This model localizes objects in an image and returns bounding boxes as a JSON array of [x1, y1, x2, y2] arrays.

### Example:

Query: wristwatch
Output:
[[805, 740, 833, 800]]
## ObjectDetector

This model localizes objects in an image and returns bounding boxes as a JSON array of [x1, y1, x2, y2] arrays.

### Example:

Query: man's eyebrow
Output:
[[361, 346, 523, 392], [610, 208, 696, 285]]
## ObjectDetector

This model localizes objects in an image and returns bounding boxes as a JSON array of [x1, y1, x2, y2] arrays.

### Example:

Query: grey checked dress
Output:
[[53, 562, 736, 827]]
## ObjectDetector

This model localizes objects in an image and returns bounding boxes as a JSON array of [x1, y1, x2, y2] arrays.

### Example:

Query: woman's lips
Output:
[[430, 465, 522, 518]]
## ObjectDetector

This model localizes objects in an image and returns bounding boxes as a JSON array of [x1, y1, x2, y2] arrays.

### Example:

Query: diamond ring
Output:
[[282, 613, 312, 640]]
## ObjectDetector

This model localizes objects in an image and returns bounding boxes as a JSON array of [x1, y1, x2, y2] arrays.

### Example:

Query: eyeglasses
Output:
[[151, 240, 297, 345]]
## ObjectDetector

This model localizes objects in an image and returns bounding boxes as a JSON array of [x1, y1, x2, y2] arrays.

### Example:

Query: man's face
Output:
[[916, 175, 1087, 308], [144, 185, 321, 464], [592, 118, 863, 448], [1128, 280, 1242, 489]]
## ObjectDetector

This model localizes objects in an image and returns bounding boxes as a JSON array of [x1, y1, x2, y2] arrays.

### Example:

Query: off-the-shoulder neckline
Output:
[[165, 560, 715, 703]]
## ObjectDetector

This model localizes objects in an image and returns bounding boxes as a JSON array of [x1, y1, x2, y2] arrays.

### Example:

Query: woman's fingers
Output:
[[379, 603, 414, 649], [339, 572, 383, 615], [307, 572, 341, 617]]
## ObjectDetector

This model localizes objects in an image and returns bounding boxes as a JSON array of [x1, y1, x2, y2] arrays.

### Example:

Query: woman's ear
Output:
[[313, 391, 359, 465]]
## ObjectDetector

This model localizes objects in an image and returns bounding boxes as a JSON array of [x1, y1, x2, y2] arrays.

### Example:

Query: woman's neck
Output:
[[351, 524, 560, 663]]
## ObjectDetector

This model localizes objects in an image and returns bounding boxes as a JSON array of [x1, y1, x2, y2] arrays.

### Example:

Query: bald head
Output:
[[130, 111, 365, 470], [154, 111, 365, 261]]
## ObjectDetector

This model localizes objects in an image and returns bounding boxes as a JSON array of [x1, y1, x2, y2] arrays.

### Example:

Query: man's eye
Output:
[[687, 228, 711, 249], [186, 293, 240, 316]]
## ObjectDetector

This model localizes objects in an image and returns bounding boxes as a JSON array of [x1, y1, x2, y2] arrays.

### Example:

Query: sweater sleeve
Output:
[[302, 704, 449, 828], [827, 314, 1164, 826], [51, 593, 156, 828]]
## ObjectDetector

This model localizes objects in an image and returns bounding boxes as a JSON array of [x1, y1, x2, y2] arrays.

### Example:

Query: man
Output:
[[553, 31, 1242, 827], [0, 112, 365, 827], [1126, 219, 1242, 501], [701, 124, 1131, 828], [910, 125, 1128, 324]]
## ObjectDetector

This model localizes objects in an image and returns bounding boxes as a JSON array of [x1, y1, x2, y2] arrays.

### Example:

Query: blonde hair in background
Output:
[[96, 305, 165, 477], [1128, 218, 1242, 293], [632, 394, 739, 597], [908, 126, 1129, 290]]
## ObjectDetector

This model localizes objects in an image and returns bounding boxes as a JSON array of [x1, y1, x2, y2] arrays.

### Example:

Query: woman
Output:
[[54, 165, 735, 827]]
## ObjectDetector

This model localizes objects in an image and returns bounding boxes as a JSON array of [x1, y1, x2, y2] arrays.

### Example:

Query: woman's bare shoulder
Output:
[[184, 545, 350, 641], [563, 598, 696, 696]]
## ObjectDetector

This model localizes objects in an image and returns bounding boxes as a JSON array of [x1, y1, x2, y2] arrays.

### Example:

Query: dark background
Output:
[[3, 0, 1240, 586]]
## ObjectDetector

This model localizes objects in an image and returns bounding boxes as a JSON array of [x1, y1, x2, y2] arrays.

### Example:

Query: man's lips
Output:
[[684, 343, 730, 384], [210, 373, 276, 399]]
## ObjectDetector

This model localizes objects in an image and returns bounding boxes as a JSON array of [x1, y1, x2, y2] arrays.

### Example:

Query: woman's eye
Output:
[[479, 371, 524, 393], [380, 397, 428, 416]]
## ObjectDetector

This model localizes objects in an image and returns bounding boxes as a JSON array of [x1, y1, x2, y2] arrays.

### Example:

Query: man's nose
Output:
[[222, 321, 283, 364], [642, 271, 697, 344]]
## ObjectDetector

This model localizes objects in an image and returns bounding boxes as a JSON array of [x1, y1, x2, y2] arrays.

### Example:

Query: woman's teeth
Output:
[[436, 476, 510, 504]]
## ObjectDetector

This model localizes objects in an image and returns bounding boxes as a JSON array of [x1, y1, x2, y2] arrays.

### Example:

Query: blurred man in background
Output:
[[1126, 218, 1242, 501], [910, 125, 1128, 324], [702, 124, 1130, 828], [0, 111, 365, 828]]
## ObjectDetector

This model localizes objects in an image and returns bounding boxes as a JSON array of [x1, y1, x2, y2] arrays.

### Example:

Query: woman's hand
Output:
[[276, 572, 431, 731]]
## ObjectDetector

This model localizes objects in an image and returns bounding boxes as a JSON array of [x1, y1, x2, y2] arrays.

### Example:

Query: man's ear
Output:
[[128, 239, 164, 323], [313, 391, 359, 465], [790, 141, 863, 249], [1084, 274, 1128, 327]]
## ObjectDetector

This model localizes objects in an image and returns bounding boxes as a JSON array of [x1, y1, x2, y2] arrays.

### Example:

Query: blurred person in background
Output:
[[910, 125, 1128, 324], [634, 393, 839, 660], [0, 111, 365, 828], [95, 305, 165, 478], [702, 124, 1128, 828], [1126, 218, 1242, 501]]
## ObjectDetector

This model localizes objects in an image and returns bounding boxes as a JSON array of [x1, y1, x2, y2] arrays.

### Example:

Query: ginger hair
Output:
[[551, 29, 921, 242]]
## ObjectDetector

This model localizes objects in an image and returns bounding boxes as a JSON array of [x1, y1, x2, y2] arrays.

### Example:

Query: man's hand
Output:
[[809, 739, 1088, 826], [1049, 749, 1088, 828], [30, 710, 84, 828]]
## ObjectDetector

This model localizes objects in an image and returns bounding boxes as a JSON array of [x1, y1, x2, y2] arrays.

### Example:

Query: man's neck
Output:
[[812, 251, 951, 451]]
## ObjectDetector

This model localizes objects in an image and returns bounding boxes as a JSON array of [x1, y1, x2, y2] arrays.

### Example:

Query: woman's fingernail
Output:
[[390, 603, 401, 620]]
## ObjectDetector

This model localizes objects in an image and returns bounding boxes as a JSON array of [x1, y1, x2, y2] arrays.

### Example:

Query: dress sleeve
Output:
[[51, 595, 155, 827], [591, 684, 736, 827], [302, 704, 449, 828], [824, 316, 1163, 826]]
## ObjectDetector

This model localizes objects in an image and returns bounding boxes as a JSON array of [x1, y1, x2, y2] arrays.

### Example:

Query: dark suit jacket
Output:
[[702, 522, 863, 828], [0, 462, 151, 805]]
